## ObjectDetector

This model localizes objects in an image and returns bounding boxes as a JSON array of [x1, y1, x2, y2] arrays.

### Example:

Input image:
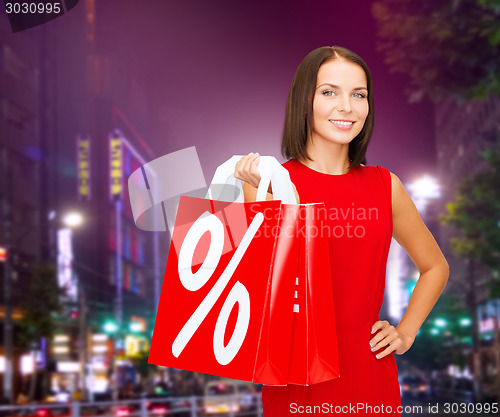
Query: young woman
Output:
[[234, 46, 449, 416]]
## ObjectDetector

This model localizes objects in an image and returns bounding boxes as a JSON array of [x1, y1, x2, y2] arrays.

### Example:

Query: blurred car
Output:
[[400, 375, 430, 399], [144, 396, 170, 417], [431, 375, 475, 403], [167, 399, 192, 417], [453, 377, 475, 403], [147, 402, 169, 417], [430, 373, 453, 400], [113, 405, 135, 417], [112, 400, 147, 417], [145, 395, 193, 417], [8, 404, 96, 417], [203, 379, 256, 415]]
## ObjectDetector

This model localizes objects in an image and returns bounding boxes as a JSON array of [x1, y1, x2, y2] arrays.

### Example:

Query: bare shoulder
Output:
[[387, 170, 420, 223], [389, 171, 402, 188], [370, 166, 404, 206], [388, 171, 406, 206]]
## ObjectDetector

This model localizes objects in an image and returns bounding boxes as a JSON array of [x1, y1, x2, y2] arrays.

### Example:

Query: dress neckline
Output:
[[294, 159, 356, 177]]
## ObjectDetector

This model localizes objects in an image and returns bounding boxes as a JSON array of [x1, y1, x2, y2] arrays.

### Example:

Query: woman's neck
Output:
[[299, 138, 351, 175]]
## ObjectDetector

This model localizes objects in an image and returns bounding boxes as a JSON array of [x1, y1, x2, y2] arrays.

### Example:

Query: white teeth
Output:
[[330, 120, 353, 126]]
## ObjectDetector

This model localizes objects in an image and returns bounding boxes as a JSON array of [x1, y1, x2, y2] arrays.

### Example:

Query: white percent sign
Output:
[[172, 210, 264, 365]]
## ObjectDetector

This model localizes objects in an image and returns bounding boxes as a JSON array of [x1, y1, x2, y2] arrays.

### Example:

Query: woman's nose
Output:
[[337, 95, 352, 113]]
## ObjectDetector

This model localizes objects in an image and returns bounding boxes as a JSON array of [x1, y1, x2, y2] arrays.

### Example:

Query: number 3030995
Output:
[[5, 2, 62, 14], [442, 402, 498, 414]]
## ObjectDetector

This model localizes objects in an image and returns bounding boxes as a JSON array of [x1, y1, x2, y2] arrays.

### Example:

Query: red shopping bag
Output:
[[147, 156, 340, 385], [286, 203, 340, 385], [148, 196, 297, 384]]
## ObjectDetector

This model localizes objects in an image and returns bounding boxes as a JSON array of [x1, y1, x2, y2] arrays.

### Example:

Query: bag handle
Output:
[[206, 155, 298, 204], [263, 157, 298, 204]]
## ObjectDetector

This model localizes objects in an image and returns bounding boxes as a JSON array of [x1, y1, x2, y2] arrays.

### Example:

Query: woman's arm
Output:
[[235, 153, 300, 203], [370, 171, 449, 358], [242, 182, 274, 202]]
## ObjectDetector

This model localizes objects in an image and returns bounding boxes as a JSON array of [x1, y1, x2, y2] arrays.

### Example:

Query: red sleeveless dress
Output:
[[261, 159, 401, 416]]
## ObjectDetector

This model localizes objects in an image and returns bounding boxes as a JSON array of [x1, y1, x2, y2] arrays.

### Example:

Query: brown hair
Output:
[[281, 45, 374, 168]]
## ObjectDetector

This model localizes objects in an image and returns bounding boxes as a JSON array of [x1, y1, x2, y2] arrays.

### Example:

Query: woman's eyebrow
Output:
[[317, 83, 368, 91]]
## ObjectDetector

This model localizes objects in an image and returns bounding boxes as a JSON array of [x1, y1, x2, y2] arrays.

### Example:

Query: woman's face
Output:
[[310, 59, 369, 146]]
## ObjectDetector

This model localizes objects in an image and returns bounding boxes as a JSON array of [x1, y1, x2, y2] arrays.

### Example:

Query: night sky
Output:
[[96, 0, 436, 183], [19, 0, 438, 185]]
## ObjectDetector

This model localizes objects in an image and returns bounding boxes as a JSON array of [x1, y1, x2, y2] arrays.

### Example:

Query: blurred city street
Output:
[[1, 0, 500, 415]]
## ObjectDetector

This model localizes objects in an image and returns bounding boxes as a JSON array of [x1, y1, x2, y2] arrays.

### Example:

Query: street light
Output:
[[129, 322, 142, 333], [103, 321, 119, 334], [62, 212, 84, 228], [459, 317, 472, 327], [435, 318, 448, 328], [406, 174, 441, 214]]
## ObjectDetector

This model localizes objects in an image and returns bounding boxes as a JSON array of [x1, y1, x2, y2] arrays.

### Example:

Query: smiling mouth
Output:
[[329, 120, 354, 126]]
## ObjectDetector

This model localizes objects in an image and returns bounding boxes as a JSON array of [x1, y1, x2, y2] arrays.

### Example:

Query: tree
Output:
[[16, 263, 63, 401], [439, 138, 500, 282], [439, 137, 500, 400], [130, 350, 152, 380], [400, 292, 473, 374], [372, 0, 500, 103]]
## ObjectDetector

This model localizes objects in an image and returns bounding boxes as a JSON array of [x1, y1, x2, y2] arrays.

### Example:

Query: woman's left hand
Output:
[[369, 320, 415, 359]]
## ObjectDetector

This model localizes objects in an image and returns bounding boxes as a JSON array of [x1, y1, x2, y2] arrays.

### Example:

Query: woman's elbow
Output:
[[436, 259, 450, 289], [440, 257, 450, 280]]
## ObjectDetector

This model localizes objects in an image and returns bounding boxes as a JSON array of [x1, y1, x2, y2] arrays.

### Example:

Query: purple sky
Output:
[[71, 0, 436, 184]]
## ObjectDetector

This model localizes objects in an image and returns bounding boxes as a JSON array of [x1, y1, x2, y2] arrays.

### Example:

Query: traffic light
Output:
[[103, 320, 118, 334]]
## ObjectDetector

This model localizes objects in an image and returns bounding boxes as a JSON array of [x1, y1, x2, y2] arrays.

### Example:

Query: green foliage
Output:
[[407, 296, 472, 370], [372, 0, 500, 103], [478, 0, 500, 7], [130, 350, 152, 378], [16, 263, 64, 349], [439, 138, 500, 276], [405, 325, 447, 370]]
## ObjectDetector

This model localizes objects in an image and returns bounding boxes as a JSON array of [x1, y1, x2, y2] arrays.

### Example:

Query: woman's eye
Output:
[[322, 90, 366, 98]]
